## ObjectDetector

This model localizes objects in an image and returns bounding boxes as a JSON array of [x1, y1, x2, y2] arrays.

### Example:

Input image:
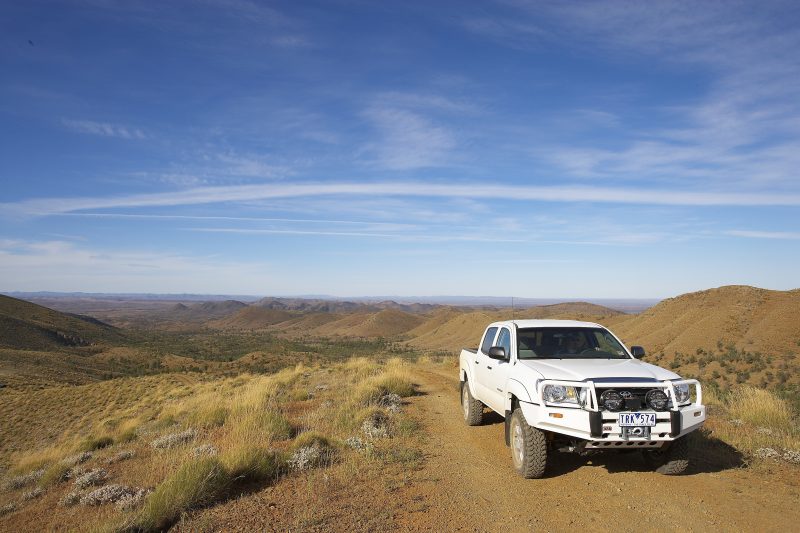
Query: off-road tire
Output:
[[509, 408, 547, 479], [643, 436, 690, 475], [461, 381, 484, 426]]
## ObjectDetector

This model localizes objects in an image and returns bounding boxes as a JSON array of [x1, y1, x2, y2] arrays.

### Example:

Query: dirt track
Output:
[[395, 365, 800, 532]]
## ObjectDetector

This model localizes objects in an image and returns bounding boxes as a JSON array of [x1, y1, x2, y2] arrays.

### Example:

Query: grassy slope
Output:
[[0, 359, 420, 532]]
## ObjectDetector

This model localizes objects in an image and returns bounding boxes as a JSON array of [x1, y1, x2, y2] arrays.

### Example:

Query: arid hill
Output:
[[210, 307, 295, 329], [311, 309, 426, 338], [405, 302, 623, 353], [608, 285, 800, 357], [0, 295, 123, 351]]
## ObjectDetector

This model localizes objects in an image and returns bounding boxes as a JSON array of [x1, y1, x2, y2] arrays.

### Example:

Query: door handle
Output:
[[487, 365, 493, 370]]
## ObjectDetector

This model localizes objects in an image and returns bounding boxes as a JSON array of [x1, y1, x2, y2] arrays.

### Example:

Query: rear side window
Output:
[[480, 327, 498, 354]]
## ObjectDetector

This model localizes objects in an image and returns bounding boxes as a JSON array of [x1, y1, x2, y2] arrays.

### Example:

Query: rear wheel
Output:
[[643, 436, 690, 475], [509, 408, 547, 478], [461, 381, 484, 426]]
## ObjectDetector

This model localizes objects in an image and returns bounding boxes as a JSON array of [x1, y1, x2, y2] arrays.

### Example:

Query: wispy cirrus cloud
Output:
[[62, 119, 147, 140], [5, 181, 800, 217], [461, 1, 800, 191], [361, 107, 457, 170], [726, 230, 800, 240]]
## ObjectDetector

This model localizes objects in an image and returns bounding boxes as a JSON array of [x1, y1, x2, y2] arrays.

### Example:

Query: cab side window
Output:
[[480, 327, 498, 355], [496, 328, 511, 357]]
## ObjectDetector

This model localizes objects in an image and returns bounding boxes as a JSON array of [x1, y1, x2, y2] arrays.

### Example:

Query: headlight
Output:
[[674, 383, 690, 404], [542, 384, 580, 405]]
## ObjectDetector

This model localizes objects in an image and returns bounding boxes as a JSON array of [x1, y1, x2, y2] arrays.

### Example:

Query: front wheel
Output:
[[643, 436, 690, 475], [461, 381, 484, 426], [509, 408, 547, 478]]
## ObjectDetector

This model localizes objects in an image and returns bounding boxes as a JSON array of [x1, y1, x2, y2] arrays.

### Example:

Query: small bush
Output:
[[3, 468, 44, 490], [22, 487, 44, 500], [58, 491, 82, 507], [151, 429, 197, 449], [362, 410, 390, 439], [288, 446, 321, 471], [134, 457, 230, 531], [73, 468, 108, 489], [191, 444, 218, 458], [0, 503, 17, 516], [80, 484, 149, 509], [105, 450, 135, 465]]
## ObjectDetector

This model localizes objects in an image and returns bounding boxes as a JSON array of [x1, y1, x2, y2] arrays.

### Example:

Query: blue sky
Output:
[[1, 0, 799, 299]]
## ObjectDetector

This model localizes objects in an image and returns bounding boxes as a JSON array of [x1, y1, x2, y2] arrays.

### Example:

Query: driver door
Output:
[[480, 326, 513, 413]]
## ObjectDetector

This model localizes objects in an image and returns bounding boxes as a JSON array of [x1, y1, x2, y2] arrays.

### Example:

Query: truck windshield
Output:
[[516, 327, 630, 360]]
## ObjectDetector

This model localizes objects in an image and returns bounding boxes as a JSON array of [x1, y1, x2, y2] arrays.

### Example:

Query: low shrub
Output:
[[73, 468, 108, 489], [151, 428, 197, 449]]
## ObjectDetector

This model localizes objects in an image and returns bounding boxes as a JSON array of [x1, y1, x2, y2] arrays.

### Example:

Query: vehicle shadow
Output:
[[473, 407, 745, 476], [544, 428, 745, 477]]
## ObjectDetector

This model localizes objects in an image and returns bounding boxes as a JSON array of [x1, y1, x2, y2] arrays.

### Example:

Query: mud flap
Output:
[[589, 411, 603, 438], [504, 410, 511, 446], [670, 410, 682, 437]]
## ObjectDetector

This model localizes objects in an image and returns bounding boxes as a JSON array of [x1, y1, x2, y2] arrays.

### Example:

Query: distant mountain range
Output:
[[3, 292, 659, 313]]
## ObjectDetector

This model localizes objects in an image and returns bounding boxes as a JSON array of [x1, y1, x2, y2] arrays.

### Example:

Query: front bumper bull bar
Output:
[[519, 379, 705, 444]]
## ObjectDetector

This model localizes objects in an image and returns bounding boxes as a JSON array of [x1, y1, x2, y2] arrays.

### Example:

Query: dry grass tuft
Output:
[[703, 384, 799, 462], [354, 364, 415, 405], [132, 457, 229, 531], [726, 385, 793, 429], [77, 436, 114, 453], [222, 446, 284, 483]]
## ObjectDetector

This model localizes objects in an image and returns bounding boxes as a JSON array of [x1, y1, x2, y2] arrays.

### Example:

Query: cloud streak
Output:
[[726, 230, 800, 240], [62, 119, 147, 140], [6, 181, 800, 216]]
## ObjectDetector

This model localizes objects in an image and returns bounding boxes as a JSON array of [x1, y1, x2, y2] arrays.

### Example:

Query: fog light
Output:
[[646, 389, 669, 411], [600, 390, 623, 411]]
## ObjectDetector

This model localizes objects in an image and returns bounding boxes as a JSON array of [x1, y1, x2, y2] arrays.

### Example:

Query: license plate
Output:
[[618, 413, 656, 427]]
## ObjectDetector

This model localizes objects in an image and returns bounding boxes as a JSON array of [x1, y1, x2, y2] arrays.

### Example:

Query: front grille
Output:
[[596, 387, 667, 412]]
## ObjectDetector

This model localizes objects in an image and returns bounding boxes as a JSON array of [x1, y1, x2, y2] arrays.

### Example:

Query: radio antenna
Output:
[[511, 296, 515, 321]]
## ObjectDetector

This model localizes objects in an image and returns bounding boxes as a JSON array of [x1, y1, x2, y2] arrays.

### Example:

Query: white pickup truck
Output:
[[460, 319, 705, 478]]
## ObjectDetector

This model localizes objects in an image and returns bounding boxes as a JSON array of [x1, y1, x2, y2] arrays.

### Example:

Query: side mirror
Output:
[[488, 346, 507, 360], [631, 346, 645, 359]]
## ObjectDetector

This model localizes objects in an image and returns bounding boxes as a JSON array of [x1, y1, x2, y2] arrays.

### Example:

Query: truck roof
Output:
[[489, 319, 604, 329]]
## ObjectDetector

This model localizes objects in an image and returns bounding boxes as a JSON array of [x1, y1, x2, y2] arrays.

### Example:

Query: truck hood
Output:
[[517, 358, 680, 382]]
